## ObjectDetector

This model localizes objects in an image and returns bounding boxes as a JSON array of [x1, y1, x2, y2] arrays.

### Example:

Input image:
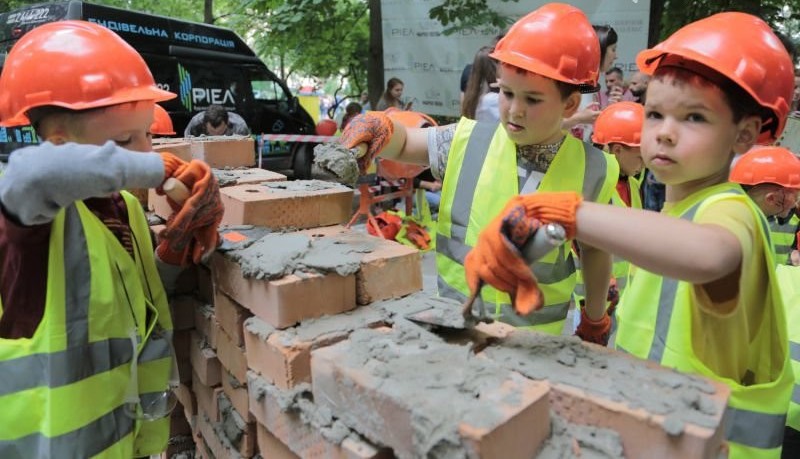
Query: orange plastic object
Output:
[[0, 20, 174, 127], [151, 104, 176, 136], [591, 102, 644, 147], [316, 119, 338, 136], [730, 146, 800, 188]]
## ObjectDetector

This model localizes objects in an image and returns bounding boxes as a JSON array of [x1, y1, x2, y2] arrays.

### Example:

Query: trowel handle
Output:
[[162, 178, 191, 204], [519, 223, 566, 262], [351, 143, 368, 159]]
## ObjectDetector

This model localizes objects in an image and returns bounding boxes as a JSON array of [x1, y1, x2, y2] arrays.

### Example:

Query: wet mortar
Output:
[[537, 414, 624, 458], [261, 178, 350, 193], [312, 143, 360, 187]]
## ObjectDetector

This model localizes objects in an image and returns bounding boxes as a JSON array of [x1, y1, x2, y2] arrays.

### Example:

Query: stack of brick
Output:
[[148, 162, 733, 458]]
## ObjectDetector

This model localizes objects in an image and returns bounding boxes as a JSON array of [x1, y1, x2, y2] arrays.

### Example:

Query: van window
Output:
[[252, 79, 284, 101]]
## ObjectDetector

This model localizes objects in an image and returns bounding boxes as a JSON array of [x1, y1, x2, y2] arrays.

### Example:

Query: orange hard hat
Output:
[[0, 20, 175, 127], [386, 110, 438, 128], [730, 146, 800, 188], [490, 3, 600, 88], [591, 102, 644, 147], [636, 12, 794, 144], [151, 105, 176, 136]]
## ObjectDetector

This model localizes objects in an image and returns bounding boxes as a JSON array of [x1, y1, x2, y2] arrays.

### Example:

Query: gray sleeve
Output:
[[229, 112, 251, 136], [426, 124, 457, 181], [184, 112, 203, 137], [0, 141, 165, 225]]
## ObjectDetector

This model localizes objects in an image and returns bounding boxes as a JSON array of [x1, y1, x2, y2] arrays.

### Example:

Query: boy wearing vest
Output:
[[730, 147, 800, 458], [0, 22, 223, 457], [340, 3, 619, 342], [572, 101, 646, 337], [465, 12, 794, 459]]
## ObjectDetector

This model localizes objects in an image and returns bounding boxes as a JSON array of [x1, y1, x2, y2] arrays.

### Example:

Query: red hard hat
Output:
[[592, 102, 644, 147], [386, 110, 438, 128], [316, 119, 338, 136], [151, 104, 176, 136], [490, 3, 600, 87], [0, 20, 175, 127], [730, 147, 800, 188], [636, 12, 794, 144]]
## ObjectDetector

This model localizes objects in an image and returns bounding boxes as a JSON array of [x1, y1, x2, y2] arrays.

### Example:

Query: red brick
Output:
[[194, 305, 218, 349], [171, 295, 198, 331], [248, 373, 388, 459], [311, 332, 551, 459], [217, 391, 257, 457], [193, 373, 222, 423], [219, 183, 352, 230], [191, 136, 256, 168], [215, 167, 286, 186], [190, 332, 221, 387], [174, 382, 196, 417], [216, 326, 248, 384], [256, 423, 299, 459], [170, 403, 193, 437], [243, 309, 387, 390], [222, 369, 254, 423], [196, 410, 245, 459], [212, 253, 356, 329], [153, 139, 193, 161], [295, 225, 423, 305], [214, 289, 251, 347]]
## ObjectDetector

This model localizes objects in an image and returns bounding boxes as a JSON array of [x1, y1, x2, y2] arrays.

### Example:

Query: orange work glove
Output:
[[515, 191, 583, 240], [156, 160, 223, 266], [339, 112, 394, 173], [574, 307, 611, 346], [160, 152, 188, 181], [464, 211, 544, 315]]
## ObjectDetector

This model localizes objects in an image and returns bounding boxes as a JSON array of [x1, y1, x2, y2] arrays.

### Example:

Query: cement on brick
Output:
[[248, 375, 359, 445], [316, 324, 542, 458], [218, 392, 247, 449], [225, 231, 377, 280], [262, 178, 350, 193], [275, 304, 388, 347], [214, 167, 284, 187], [483, 333, 722, 432], [218, 225, 272, 252], [244, 316, 277, 341], [537, 414, 624, 458], [312, 143, 360, 187]]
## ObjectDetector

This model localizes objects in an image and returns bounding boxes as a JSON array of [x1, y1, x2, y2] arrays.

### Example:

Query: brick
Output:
[[170, 403, 193, 437], [194, 304, 218, 349], [243, 307, 387, 389], [174, 382, 197, 417], [190, 331, 221, 387], [214, 289, 252, 347], [216, 326, 248, 384], [219, 182, 352, 230], [248, 373, 389, 459], [481, 333, 731, 459], [153, 139, 193, 161], [217, 391, 257, 457], [222, 370, 254, 423], [193, 373, 222, 423], [214, 167, 286, 187], [196, 410, 245, 459], [191, 136, 256, 168], [256, 423, 300, 459], [171, 295, 199, 331], [311, 330, 551, 459], [212, 253, 356, 329]]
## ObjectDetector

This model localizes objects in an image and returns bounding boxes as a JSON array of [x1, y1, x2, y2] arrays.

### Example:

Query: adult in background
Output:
[[628, 71, 650, 105], [184, 104, 251, 137], [376, 78, 411, 111], [461, 46, 500, 123], [599, 67, 635, 108]]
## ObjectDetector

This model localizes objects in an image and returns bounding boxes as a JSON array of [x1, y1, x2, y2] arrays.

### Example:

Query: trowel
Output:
[[310, 142, 364, 188], [406, 222, 567, 330]]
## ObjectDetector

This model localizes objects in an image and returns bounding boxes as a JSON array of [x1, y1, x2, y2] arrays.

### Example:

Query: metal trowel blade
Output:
[[405, 307, 472, 330]]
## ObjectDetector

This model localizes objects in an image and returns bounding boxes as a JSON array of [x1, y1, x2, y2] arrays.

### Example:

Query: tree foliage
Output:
[[428, 0, 516, 34]]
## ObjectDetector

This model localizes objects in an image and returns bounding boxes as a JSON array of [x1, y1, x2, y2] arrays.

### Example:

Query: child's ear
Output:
[[562, 91, 581, 118], [610, 144, 622, 156], [733, 116, 762, 155]]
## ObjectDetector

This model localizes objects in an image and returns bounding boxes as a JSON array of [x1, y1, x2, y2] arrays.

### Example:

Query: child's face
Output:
[[613, 144, 643, 177], [497, 66, 577, 146], [641, 77, 751, 190], [70, 101, 155, 152], [766, 187, 800, 218]]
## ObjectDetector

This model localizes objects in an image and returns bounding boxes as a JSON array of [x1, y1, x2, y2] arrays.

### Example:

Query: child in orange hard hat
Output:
[[339, 3, 619, 339], [573, 101, 646, 337], [151, 104, 177, 136], [466, 11, 794, 459], [0, 21, 222, 457]]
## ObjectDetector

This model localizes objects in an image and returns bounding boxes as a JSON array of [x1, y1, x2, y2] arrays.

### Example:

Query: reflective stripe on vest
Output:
[[0, 194, 172, 458], [436, 119, 617, 332], [770, 214, 799, 265], [615, 184, 792, 458], [778, 265, 800, 431]]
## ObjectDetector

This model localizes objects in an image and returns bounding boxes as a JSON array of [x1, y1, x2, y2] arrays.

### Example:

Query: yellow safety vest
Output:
[[771, 214, 799, 266], [0, 191, 174, 458], [574, 175, 642, 301], [437, 119, 618, 334], [777, 263, 800, 432], [615, 183, 792, 459]]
